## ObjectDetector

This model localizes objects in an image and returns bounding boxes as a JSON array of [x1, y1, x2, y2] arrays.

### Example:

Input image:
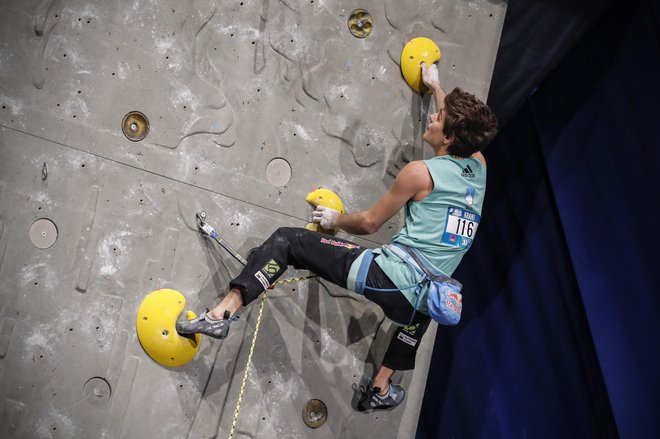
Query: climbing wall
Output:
[[0, 0, 506, 438]]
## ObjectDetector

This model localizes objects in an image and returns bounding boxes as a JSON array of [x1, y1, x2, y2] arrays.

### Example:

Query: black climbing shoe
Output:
[[176, 310, 233, 339], [357, 377, 405, 411]]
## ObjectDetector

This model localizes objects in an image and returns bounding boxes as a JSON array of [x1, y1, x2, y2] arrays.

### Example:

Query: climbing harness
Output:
[[195, 212, 316, 438], [352, 243, 464, 326]]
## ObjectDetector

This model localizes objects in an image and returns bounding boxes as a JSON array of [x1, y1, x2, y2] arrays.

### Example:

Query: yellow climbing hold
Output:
[[136, 289, 201, 367], [305, 187, 345, 236], [400, 37, 441, 93]]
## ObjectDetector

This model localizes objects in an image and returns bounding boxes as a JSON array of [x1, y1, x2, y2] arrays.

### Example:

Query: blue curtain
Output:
[[417, 1, 660, 437]]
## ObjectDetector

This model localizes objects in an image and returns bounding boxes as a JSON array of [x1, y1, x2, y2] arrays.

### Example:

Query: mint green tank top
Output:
[[374, 155, 486, 314]]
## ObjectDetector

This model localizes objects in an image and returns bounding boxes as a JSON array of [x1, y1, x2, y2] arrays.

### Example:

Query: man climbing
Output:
[[177, 62, 498, 411]]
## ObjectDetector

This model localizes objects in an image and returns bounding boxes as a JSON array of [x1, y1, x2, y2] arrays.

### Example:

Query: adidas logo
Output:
[[461, 165, 475, 178]]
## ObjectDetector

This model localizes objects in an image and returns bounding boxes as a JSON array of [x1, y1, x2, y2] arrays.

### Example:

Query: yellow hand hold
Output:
[[400, 37, 442, 93], [136, 289, 201, 367], [305, 187, 345, 213], [305, 187, 344, 236], [305, 222, 335, 235]]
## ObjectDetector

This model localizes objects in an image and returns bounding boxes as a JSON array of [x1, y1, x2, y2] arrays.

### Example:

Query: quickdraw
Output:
[[196, 212, 247, 266]]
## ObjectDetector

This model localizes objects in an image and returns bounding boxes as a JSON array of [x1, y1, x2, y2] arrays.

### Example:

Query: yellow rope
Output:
[[227, 274, 317, 439]]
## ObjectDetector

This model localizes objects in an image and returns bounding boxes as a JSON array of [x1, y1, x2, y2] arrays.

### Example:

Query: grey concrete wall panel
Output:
[[0, 0, 505, 438]]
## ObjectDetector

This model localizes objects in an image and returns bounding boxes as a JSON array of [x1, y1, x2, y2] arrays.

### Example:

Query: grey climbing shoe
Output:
[[176, 310, 233, 339], [357, 377, 406, 411]]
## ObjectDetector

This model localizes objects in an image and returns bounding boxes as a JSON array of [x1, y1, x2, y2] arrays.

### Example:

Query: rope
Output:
[[227, 274, 317, 439], [227, 291, 267, 438]]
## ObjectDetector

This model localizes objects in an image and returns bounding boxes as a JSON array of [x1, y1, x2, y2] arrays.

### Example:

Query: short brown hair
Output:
[[443, 88, 498, 157]]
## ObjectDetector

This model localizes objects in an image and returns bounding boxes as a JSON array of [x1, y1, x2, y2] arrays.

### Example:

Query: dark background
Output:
[[417, 0, 660, 437]]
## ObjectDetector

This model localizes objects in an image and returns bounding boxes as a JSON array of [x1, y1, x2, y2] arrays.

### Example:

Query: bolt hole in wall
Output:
[[266, 158, 292, 186], [122, 111, 150, 141], [29, 218, 58, 249]]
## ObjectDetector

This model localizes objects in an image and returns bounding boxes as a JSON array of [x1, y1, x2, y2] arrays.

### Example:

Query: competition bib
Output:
[[441, 207, 480, 249]]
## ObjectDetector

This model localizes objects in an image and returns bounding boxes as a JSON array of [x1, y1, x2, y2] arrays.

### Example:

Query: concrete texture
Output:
[[0, 1, 505, 438]]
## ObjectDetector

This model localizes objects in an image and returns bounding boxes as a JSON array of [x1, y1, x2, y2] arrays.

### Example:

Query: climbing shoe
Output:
[[357, 377, 406, 411], [176, 310, 233, 339]]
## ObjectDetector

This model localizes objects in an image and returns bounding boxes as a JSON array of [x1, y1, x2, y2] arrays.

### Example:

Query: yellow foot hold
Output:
[[400, 37, 442, 93], [136, 289, 201, 367], [305, 187, 345, 236]]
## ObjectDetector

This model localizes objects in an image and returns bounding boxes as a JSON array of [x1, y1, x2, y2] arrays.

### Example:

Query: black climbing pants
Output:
[[229, 227, 431, 371]]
